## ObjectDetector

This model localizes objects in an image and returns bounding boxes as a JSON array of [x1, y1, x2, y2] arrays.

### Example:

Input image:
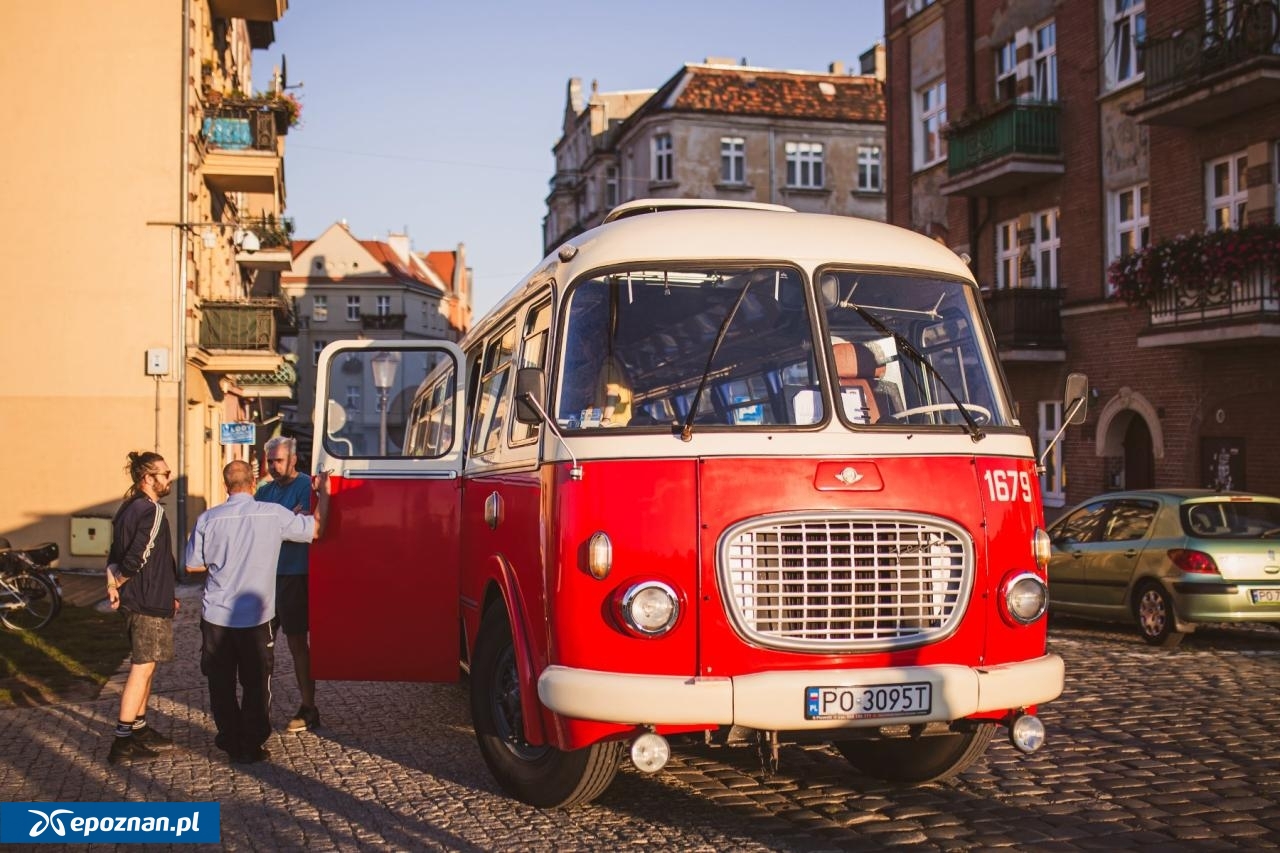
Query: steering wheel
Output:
[[890, 402, 992, 425]]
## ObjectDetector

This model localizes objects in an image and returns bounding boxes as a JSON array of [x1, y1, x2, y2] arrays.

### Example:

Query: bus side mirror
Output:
[[514, 367, 546, 425], [1064, 373, 1088, 425]]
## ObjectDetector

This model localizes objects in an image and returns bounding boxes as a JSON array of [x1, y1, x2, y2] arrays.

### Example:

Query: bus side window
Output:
[[469, 324, 517, 458], [512, 299, 552, 445]]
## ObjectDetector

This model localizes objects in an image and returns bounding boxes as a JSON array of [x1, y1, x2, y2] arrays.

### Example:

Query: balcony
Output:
[[189, 299, 285, 374], [1134, 0, 1280, 126], [200, 102, 287, 198], [940, 102, 1064, 197], [360, 313, 406, 331], [236, 215, 294, 271], [208, 0, 287, 22], [1139, 268, 1280, 348], [981, 287, 1066, 360]]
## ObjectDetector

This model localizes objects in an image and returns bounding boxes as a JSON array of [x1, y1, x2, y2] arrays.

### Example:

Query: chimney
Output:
[[828, 61, 845, 75], [859, 43, 886, 81], [567, 77, 583, 114], [387, 231, 411, 264]]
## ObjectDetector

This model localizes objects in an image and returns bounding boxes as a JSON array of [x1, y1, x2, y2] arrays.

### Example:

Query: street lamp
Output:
[[370, 351, 400, 455]]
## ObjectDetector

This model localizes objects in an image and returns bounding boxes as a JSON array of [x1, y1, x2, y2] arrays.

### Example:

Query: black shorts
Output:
[[274, 574, 309, 636], [125, 612, 174, 664]]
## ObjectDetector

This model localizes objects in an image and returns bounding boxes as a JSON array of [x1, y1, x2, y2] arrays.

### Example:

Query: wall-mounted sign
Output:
[[220, 422, 256, 445]]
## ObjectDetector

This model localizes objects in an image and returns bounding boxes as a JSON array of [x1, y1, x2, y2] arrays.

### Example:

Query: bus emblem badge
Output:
[[835, 467, 863, 485]]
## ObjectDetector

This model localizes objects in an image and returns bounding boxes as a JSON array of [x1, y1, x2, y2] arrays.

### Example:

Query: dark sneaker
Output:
[[131, 726, 175, 751], [286, 705, 320, 733], [232, 745, 270, 764], [107, 735, 158, 765]]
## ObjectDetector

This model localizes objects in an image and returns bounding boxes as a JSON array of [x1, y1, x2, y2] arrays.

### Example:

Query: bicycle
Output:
[[0, 541, 63, 631]]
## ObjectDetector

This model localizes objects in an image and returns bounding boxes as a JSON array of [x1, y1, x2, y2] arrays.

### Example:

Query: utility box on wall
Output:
[[70, 516, 112, 556]]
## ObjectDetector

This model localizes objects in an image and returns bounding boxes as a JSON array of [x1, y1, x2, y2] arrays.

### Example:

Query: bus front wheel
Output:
[[833, 723, 995, 784], [470, 606, 621, 808]]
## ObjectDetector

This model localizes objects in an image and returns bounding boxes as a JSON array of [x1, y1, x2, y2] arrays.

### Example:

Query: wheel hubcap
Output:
[[1138, 589, 1166, 637]]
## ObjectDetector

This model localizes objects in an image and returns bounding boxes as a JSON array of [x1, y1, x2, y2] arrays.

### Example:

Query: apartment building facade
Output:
[[280, 222, 472, 459], [0, 1, 299, 565], [884, 0, 1280, 512], [545, 54, 888, 252]]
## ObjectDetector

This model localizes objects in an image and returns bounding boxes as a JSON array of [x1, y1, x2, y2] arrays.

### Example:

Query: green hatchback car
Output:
[[1047, 490, 1280, 646]]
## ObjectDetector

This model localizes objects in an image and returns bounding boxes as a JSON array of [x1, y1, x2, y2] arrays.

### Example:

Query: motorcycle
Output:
[[0, 539, 63, 631]]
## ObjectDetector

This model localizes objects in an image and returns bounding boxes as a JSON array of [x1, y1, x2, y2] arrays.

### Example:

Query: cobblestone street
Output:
[[2, 588, 1278, 851]]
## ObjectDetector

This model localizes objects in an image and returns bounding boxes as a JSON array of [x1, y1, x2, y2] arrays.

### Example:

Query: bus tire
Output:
[[833, 723, 995, 784], [470, 606, 621, 808]]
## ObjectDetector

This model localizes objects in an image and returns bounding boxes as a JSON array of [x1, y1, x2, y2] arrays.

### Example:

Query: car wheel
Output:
[[1133, 581, 1184, 648]]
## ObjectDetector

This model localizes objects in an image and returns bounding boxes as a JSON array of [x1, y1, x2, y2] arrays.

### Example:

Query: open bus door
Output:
[[310, 340, 465, 682]]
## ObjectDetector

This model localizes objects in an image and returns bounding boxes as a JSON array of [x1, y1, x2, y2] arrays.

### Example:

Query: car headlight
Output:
[[615, 581, 680, 637], [1000, 571, 1047, 626]]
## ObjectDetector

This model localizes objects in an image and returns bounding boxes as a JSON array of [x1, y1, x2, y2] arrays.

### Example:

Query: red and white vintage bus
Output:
[[309, 200, 1077, 808]]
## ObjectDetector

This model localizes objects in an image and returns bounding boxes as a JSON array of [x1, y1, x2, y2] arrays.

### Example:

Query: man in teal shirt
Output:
[[256, 436, 319, 733]]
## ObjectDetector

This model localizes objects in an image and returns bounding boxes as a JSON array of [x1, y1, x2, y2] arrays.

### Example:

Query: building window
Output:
[[652, 133, 673, 182], [995, 220, 1019, 289], [1206, 151, 1248, 230], [995, 39, 1016, 101], [1032, 209, 1060, 288], [916, 80, 947, 169], [1107, 0, 1145, 88], [907, 0, 936, 14], [605, 166, 618, 208], [312, 340, 328, 366], [785, 141, 825, 188], [857, 145, 883, 192], [1033, 21, 1058, 101], [346, 385, 361, 409], [720, 137, 745, 184], [312, 295, 328, 322], [1038, 401, 1065, 507], [377, 295, 391, 316], [1109, 184, 1150, 274]]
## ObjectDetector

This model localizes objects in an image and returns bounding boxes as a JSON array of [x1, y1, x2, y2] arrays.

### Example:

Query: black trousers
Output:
[[200, 619, 274, 753]]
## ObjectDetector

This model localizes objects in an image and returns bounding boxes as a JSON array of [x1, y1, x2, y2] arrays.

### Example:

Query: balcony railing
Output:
[[202, 99, 292, 152], [1142, 0, 1280, 96], [243, 215, 294, 249], [199, 301, 280, 350], [946, 102, 1062, 176], [1149, 268, 1280, 327], [982, 287, 1064, 349], [360, 313, 406, 331]]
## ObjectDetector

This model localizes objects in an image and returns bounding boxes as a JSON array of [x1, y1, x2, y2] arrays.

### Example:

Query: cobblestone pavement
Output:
[[2, 589, 1279, 851]]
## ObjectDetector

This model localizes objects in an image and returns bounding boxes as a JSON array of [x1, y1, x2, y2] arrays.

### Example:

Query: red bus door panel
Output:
[[310, 340, 465, 683]]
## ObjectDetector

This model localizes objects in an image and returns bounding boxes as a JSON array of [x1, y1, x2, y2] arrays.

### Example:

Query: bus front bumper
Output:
[[537, 654, 1064, 730]]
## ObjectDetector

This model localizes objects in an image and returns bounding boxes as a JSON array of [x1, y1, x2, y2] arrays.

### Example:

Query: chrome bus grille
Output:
[[719, 512, 973, 652]]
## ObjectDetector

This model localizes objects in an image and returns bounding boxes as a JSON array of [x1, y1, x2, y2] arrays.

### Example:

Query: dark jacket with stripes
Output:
[[109, 496, 178, 618]]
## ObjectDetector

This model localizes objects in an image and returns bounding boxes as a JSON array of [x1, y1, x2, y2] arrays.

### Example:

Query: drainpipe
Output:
[[964, 0, 981, 275], [177, 0, 191, 548], [767, 129, 776, 204]]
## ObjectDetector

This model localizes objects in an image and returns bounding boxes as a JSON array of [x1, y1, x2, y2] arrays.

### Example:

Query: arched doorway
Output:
[[1123, 415, 1154, 489], [1095, 388, 1164, 491]]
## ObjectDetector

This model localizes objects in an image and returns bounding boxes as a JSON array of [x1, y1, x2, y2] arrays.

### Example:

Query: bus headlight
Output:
[[615, 581, 680, 637], [1000, 571, 1047, 626]]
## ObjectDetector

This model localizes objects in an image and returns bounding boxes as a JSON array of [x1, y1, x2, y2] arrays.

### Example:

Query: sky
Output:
[[254, 1, 886, 316]]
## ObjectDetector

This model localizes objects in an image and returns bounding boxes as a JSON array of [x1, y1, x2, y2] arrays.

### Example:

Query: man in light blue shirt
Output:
[[185, 460, 329, 764]]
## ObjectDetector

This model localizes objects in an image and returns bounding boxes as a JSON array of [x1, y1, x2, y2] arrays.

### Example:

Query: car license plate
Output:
[[1250, 589, 1280, 605], [804, 682, 932, 721]]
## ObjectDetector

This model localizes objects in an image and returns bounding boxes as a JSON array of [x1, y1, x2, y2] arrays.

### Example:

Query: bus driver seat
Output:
[[833, 341, 882, 424]]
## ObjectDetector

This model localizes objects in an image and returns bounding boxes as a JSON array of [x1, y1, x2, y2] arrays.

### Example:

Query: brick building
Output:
[[884, 0, 1280, 512], [545, 53, 888, 252]]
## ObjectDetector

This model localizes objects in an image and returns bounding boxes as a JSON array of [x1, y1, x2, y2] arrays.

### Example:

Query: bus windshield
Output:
[[557, 266, 821, 430], [554, 265, 1013, 432], [818, 269, 1013, 429]]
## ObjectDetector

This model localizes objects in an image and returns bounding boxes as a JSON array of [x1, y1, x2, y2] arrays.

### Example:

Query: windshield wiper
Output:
[[844, 301, 986, 442], [681, 273, 759, 441]]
